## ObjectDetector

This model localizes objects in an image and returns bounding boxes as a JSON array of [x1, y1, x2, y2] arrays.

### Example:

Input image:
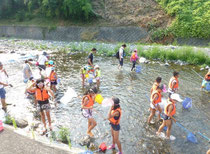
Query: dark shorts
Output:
[[119, 59, 123, 66], [0, 88, 6, 99], [38, 65, 46, 70], [38, 100, 51, 112], [162, 114, 171, 120], [27, 91, 35, 95], [51, 80, 57, 85], [110, 123, 120, 131]]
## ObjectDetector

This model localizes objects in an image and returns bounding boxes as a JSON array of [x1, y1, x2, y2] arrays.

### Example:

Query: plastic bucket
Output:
[[206, 82, 210, 91], [136, 65, 141, 73], [182, 97, 192, 109], [95, 94, 104, 104], [0, 120, 4, 132], [99, 142, 107, 152], [85, 74, 89, 78], [88, 78, 93, 84]]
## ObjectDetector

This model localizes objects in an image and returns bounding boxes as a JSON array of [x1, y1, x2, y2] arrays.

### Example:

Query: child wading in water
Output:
[[27, 79, 54, 134], [107, 97, 122, 154], [80, 66, 87, 87], [130, 49, 139, 71], [94, 65, 101, 88], [49, 67, 57, 93], [81, 87, 97, 137]]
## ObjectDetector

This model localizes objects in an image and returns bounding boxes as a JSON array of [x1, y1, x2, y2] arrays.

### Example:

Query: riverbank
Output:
[[0, 38, 209, 66], [0, 125, 83, 154]]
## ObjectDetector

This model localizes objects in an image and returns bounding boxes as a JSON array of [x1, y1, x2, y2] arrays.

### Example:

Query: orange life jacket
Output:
[[151, 90, 161, 104], [151, 82, 159, 94], [169, 77, 179, 90], [35, 88, 49, 101], [164, 99, 176, 117], [82, 95, 94, 108], [109, 107, 122, 125], [49, 71, 57, 81]]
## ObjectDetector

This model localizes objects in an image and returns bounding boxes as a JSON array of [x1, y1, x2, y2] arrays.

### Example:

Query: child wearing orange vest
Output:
[[130, 49, 139, 71], [25, 77, 37, 106], [168, 71, 179, 98], [156, 94, 182, 140], [150, 77, 162, 94], [148, 85, 163, 124], [107, 97, 122, 154], [81, 87, 98, 137], [27, 79, 54, 134], [49, 67, 57, 93]]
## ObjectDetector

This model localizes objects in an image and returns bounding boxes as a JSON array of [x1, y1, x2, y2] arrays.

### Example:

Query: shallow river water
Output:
[[1, 40, 210, 154]]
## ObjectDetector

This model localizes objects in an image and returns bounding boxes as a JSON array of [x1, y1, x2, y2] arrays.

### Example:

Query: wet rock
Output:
[[200, 68, 204, 71], [79, 136, 91, 146], [15, 117, 28, 128], [10, 51, 15, 54], [205, 66, 209, 70], [139, 57, 146, 63], [164, 62, 170, 66], [144, 60, 150, 64]]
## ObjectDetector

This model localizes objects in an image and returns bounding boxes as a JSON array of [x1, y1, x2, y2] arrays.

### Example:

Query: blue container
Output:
[[206, 82, 210, 91], [182, 97, 192, 109], [88, 78, 93, 84], [187, 132, 198, 143], [136, 65, 141, 73]]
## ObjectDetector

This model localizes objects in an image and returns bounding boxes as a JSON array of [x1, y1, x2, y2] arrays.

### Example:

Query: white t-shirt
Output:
[[0, 70, 7, 89], [38, 55, 48, 65], [119, 47, 124, 59]]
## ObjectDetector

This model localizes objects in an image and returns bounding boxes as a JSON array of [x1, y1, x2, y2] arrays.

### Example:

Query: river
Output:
[[0, 39, 210, 154]]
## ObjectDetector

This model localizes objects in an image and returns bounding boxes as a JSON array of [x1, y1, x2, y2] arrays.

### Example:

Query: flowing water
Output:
[[1, 41, 210, 154]]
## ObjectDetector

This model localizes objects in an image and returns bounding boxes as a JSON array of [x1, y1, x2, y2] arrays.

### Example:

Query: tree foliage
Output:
[[0, 0, 95, 20], [156, 0, 210, 38]]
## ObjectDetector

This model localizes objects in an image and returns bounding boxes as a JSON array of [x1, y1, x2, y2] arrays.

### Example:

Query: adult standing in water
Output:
[[0, 62, 9, 113], [107, 97, 122, 154], [156, 94, 182, 140], [27, 79, 54, 134], [88, 48, 97, 67], [118, 44, 126, 70], [23, 59, 33, 83], [168, 71, 179, 98], [37, 52, 48, 71], [81, 87, 97, 137]]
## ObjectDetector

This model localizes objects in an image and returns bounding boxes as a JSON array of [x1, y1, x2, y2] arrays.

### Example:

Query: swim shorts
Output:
[[82, 109, 93, 119], [38, 100, 51, 112], [0, 88, 6, 99], [110, 123, 120, 131]]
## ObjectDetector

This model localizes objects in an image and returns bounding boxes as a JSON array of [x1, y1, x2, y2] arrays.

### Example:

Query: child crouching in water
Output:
[[130, 49, 139, 71], [94, 65, 101, 88]]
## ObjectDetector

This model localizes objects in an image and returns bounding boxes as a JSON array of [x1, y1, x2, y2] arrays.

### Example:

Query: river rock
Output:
[[15, 116, 28, 128], [200, 68, 204, 71], [139, 57, 146, 63], [205, 66, 209, 70], [164, 62, 170, 66]]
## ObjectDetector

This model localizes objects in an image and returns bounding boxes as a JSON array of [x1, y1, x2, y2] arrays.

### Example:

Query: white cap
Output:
[[94, 65, 99, 69], [171, 94, 183, 102]]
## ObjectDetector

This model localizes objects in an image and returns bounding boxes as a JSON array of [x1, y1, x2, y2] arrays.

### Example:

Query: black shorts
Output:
[[38, 100, 51, 112], [110, 123, 120, 131], [51, 80, 57, 85], [162, 114, 171, 120], [119, 59, 123, 66], [38, 65, 46, 70]]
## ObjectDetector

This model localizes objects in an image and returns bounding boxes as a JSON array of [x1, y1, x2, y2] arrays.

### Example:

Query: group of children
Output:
[[24, 54, 58, 134], [148, 71, 182, 139]]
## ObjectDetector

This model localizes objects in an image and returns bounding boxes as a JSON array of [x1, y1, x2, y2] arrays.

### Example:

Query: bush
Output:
[[58, 127, 71, 144], [156, 0, 210, 38]]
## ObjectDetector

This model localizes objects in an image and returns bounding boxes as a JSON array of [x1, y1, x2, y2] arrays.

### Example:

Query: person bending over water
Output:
[[81, 87, 98, 137]]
